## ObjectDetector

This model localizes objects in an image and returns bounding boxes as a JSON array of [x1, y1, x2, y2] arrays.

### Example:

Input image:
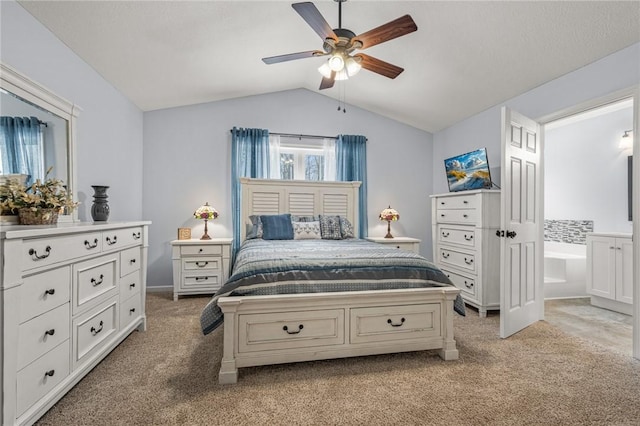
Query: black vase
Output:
[[91, 185, 110, 222]]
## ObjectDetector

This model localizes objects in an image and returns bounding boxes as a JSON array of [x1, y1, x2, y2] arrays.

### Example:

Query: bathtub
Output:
[[544, 242, 587, 299]]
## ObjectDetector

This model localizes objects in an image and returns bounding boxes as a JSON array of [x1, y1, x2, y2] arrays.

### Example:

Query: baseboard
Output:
[[146, 285, 173, 293]]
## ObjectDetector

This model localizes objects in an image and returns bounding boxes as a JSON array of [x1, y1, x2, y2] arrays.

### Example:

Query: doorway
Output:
[[541, 97, 634, 355]]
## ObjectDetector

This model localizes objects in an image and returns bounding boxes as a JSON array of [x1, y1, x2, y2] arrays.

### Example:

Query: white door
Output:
[[499, 107, 544, 338]]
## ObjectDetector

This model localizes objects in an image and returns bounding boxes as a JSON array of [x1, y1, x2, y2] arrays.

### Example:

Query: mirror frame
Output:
[[1, 62, 81, 222]]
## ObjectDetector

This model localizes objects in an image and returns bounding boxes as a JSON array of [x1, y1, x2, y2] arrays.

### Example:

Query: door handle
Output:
[[506, 231, 517, 238]]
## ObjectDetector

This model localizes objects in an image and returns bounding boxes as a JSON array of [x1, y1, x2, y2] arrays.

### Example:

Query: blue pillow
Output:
[[260, 214, 294, 240]]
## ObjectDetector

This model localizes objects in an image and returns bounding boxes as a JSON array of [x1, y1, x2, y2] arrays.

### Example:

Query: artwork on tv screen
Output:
[[444, 148, 492, 192]]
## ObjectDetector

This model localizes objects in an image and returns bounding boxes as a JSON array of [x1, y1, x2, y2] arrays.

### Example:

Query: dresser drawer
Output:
[[16, 341, 70, 417], [437, 225, 476, 248], [238, 309, 345, 353], [120, 246, 141, 277], [438, 247, 477, 273], [73, 297, 119, 366], [182, 273, 223, 290], [441, 268, 477, 299], [120, 270, 141, 301], [181, 245, 222, 256], [22, 232, 102, 271], [436, 209, 477, 224], [120, 293, 142, 330], [350, 303, 441, 344], [73, 254, 118, 314], [102, 226, 143, 251], [18, 303, 70, 370], [20, 266, 71, 323], [183, 256, 221, 271], [435, 194, 477, 210]]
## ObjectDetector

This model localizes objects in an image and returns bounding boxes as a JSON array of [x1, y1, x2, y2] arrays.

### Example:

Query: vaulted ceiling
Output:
[[18, 1, 640, 133]]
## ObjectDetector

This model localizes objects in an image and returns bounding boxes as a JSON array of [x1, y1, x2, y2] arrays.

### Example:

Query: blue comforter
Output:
[[200, 238, 465, 335]]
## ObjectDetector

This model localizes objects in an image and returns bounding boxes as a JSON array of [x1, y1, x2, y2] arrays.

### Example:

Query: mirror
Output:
[[0, 62, 80, 222]]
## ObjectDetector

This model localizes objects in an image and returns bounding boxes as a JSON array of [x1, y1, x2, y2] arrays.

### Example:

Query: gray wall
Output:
[[143, 89, 433, 288], [0, 1, 144, 222]]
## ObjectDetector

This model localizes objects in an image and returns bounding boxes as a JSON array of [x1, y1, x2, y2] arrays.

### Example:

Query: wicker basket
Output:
[[18, 208, 59, 225]]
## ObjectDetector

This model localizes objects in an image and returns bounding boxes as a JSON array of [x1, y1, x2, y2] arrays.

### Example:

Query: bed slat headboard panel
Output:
[[240, 178, 361, 241]]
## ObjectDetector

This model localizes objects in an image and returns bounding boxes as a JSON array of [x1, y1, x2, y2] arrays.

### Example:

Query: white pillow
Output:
[[292, 221, 322, 240]]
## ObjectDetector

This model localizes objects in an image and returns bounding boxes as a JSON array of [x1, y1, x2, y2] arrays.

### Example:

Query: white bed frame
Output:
[[217, 178, 460, 384]]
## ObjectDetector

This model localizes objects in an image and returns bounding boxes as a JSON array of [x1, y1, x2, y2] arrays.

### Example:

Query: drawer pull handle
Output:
[[106, 236, 118, 245], [463, 214, 468, 218], [464, 234, 473, 241], [196, 261, 209, 267], [44, 288, 56, 296], [464, 257, 474, 265], [440, 201, 445, 205], [130, 308, 136, 314], [44, 370, 55, 378], [130, 283, 136, 288], [44, 329, 55, 336], [91, 320, 104, 335], [132, 231, 141, 239], [387, 317, 406, 327], [283, 324, 304, 335], [442, 232, 450, 238], [130, 258, 137, 264], [84, 238, 98, 249], [441, 252, 450, 259], [464, 281, 474, 289], [29, 246, 51, 261], [91, 274, 105, 286], [440, 214, 445, 217], [195, 276, 209, 281], [463, 200, 469, 204]]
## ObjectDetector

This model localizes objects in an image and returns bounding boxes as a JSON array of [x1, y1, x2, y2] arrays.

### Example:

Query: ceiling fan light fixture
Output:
[[334, 69, 349, 81], [328, 53, 345, 71], [318, 62, 333, 78], [345, 56, 361, 76]]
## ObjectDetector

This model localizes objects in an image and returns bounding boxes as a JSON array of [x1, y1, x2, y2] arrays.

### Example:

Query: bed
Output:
[[201, 178, 463, 384]]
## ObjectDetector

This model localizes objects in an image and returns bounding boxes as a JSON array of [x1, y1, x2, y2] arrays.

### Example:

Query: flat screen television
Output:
[[444, 148, 492, 192]]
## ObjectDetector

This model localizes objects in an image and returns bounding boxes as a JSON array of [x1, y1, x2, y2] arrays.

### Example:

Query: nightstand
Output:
[[171, 238, 233, 301], [366, 236, 421, 254]]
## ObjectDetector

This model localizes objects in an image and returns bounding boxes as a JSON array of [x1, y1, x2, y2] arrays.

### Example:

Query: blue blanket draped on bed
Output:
[[200, 239, 465, 335]]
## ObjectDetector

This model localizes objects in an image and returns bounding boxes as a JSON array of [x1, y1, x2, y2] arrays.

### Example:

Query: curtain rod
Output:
[[229, 129, 336, 140]]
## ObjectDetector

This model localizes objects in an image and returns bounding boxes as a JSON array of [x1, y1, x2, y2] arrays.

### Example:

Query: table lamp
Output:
[[379, 205, 400, 238], [193, 202, 218, 240]]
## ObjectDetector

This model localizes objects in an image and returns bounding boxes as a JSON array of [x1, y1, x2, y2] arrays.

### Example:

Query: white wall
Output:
[[433, 43, 640, 195], [0, 1, 144, 222], [545, 106, 633, 233], [143, 89, 433, 287]]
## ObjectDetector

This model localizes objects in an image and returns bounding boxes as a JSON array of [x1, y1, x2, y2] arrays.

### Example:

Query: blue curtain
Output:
[[231, 127, 270, 260], [0, 116, 44, 186], [336, 134, 368, 238]]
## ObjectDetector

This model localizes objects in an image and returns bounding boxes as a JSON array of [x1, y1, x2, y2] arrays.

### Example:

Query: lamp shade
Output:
[[193, 202, 218, 240], [379, 206, 400, 222]]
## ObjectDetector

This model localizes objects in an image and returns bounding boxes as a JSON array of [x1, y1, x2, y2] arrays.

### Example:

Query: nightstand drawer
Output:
[[183, 257, 221, 271], [183, 273, 223, 290], [181, 245, 222, 256]]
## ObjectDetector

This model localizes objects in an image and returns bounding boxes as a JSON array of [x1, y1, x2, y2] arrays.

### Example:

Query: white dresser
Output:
[[431, 190, 501, 317], [586, 232, 633, 315], [0, 221, 150, 426]]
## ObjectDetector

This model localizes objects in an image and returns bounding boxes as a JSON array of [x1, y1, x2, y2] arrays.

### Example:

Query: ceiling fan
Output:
[[262, 0, 418, 90]]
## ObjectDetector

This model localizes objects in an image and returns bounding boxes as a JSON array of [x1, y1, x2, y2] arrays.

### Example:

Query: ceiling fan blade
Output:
[[262, 50, 325, 64], [292, 2, 337, 41], [355, 54, 404, 79], [319, 72, 335, 90], [353, 15, 417, 50]]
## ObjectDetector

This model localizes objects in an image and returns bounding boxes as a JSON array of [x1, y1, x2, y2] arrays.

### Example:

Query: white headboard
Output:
[[240, 178, 361, 241]]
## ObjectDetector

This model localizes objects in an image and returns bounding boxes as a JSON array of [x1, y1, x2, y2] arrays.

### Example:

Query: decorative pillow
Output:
[[339, 217, 355, 239], [245, 215, 263, 239], [319, 215, 342, 240], [291, 215, 319, 223], [292, 221, 322, 240], [260, 213, 294, 240]]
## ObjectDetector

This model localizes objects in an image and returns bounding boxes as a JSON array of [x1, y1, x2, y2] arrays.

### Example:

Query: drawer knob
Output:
[[44, 288, 56, 296], [440, 214, 445, 217], [130, 283, 136, 288], [90, 320, 104, 336], [463, 200, 468, 204], [196, 261, 209, 267], [195, 276, 209, 281], [464, 257, 474, 265], [84, 238, 99, 249], [464, 234, 473, 241], [440, 201, 445, 205], [387, 317, 406, 327], [106, 236, 118, 245], [283, 324, 304, 335], [44, 370, 55, 378], [91, 274, 105, 286], [29, 246, 51, 261], [132, 231, 141, 240], [44, 329, 55, 336], [130, 308, 136, 314], [463, 214, 468, 218], [130, 258, 137, 264], [199, 248, 204, 253]]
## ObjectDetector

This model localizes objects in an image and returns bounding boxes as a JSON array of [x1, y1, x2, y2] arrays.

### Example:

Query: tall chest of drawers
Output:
[[431, 190, 500, 317], [0, 221, 150, 426]]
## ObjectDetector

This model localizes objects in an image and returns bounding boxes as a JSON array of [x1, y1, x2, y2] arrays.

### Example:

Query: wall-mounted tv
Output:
[[444, 148, 493, 192]]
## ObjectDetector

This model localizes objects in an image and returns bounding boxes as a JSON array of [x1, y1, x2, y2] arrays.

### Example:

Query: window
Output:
[[270, 136, 335, 181]]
